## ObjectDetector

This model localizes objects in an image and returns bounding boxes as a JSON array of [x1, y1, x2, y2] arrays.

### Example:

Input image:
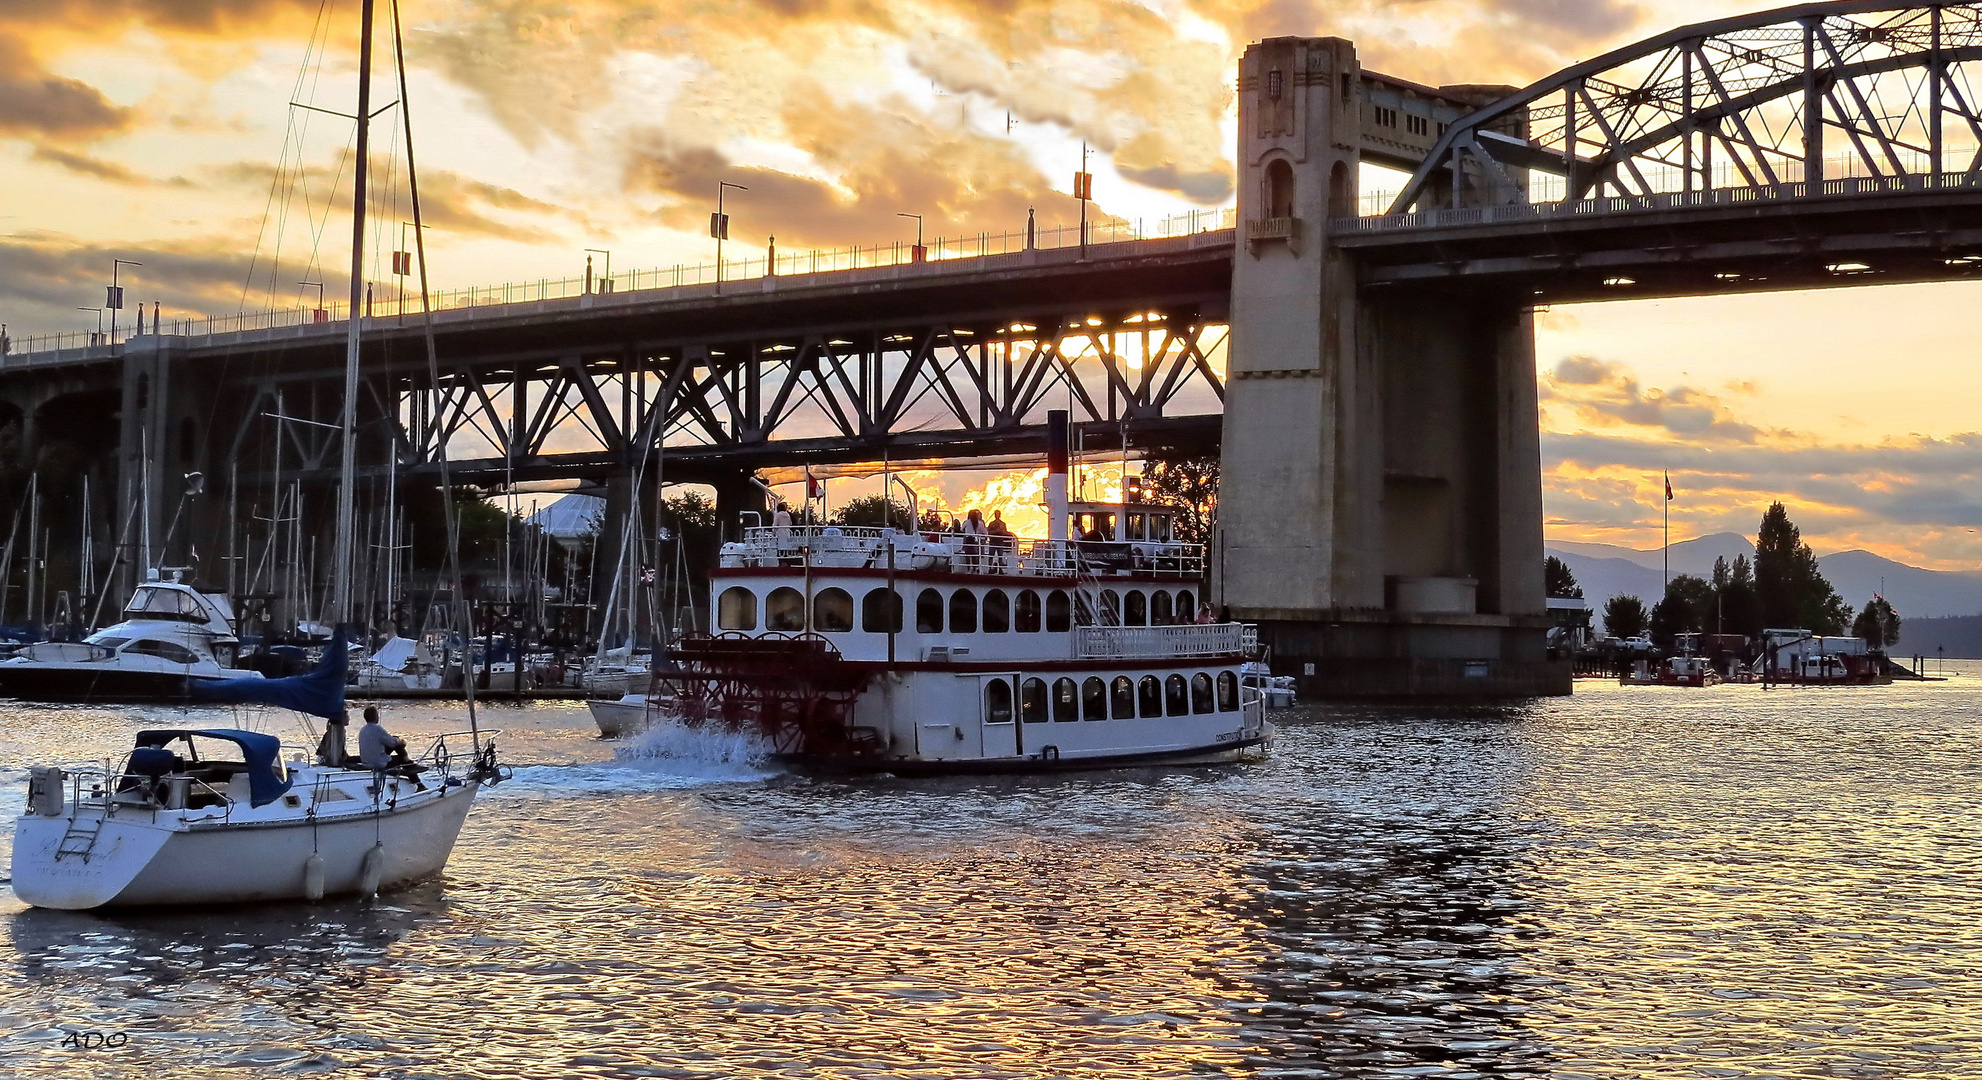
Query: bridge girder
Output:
[[224, 304, 1230, 487]]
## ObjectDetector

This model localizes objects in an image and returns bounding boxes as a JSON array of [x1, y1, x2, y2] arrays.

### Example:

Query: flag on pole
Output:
[[1665, 472, 1674, 501], [806, 468, 822, 500]]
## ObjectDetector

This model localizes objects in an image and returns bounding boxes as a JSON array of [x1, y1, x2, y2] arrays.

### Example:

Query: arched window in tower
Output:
[[1329, 160, 1353, 221], [1266, 159, 1296, 220]]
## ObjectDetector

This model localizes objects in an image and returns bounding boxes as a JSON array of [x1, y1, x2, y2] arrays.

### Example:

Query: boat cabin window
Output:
[[1073, 592, 1096, 628], [813, 588, 854, 633], [1020, 678, 1048, 723], [1192, 673, 1215, 713], [916, 589, 944, 633], [1053, 678, 1078, 722], [1165, 674, 1189, 716], [1100, 590, 1121, 626], [765, 587, 806, 632], [128, 639, 202, 665], [1111, 676, 1135, 719], [86, 634, 130, 650], [949, 590, 978, 634], [983, 679, 1014, 724], [983, 589, 1010, 633], [1074, 513, 1115, 541], [1083, 677, 1107, 721], [1138, 675, 1162, 718], [718, 587, 758, 631], [1217, 671, 1238, 711], [125, 586, 207, 620], [1124, 590, 1147, 627], [1177, 590, 1196, 619], [1151, 591, 1173, 625], [1016, 590, 1042, 633], [1046, 590, 1072, 633], [862, 588, 902, 633]]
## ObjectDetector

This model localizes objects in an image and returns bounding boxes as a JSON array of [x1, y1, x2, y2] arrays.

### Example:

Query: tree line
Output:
[[1551, 502, 1902, 650]]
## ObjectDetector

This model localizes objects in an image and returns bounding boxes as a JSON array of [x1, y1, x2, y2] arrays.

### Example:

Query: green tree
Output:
[[1139, 448, 1219, 546], [1603, 594, 1647, 639], [1711, 554, 1764, 637], [831, 495, 919, 531], [1545, 555, 1583, 598], [1648, 574, 1715, 650], [1853, 595, 1901, 650], [1753, 503, 1852, 633]]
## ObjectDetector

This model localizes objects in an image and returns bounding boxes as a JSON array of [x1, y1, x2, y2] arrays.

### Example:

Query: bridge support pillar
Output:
[[1215, 35, 1566, 697], [712, 470, 768, 541]]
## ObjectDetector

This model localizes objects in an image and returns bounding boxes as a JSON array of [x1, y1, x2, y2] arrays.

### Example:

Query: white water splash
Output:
[[495, 722, 777, 797]]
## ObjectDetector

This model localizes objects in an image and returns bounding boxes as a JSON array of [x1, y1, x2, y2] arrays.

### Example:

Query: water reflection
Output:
[[0, 682, 1979, 1077]]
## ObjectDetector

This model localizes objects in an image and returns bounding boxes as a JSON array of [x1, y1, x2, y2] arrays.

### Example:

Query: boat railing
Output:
[[60, 766, 236, 821], [726, 526, 1206, 579], [1074, 623, 1250, 659], [415, 729, 502, 784]]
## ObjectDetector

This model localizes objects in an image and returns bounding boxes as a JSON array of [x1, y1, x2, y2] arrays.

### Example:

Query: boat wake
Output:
[[497, 722, 778, 796]]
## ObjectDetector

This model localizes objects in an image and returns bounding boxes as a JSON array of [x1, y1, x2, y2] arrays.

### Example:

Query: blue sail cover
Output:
[[134, 728, 293, 807], [190, 630, 348, 721]]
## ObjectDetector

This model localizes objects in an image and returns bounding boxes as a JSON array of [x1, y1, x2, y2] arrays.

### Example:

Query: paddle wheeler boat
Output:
[[593, 414, 1269, 772]]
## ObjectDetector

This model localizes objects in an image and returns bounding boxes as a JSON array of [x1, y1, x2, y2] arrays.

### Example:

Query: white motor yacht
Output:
[[0, 570, 259, 703]]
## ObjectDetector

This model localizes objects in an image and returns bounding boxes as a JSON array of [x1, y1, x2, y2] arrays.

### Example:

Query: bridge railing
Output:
[[2, 207, 1239, 360], [1333, 171, 1982, 234]]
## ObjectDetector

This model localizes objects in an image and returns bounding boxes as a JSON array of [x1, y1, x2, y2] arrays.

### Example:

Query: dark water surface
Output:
[[2, 670, 1980, 1078]]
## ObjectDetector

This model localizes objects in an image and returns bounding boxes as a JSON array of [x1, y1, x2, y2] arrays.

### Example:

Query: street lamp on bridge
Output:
[[109, 258, 141, 345], [77, 306, 104, 347], [714, 181, 747, 295], [897, 213, 926, 263], [585, 248, 612, 295]]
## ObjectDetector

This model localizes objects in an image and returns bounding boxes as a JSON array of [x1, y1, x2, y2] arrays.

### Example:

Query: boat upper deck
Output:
[[718, 526, 1204, 580]]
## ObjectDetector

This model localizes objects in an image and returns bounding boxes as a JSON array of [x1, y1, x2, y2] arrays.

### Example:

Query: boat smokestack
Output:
[[1046, 410, 1070, 543]]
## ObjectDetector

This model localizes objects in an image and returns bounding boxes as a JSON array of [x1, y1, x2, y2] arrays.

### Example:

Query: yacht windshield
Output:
[[84, 635, 130, 649], [124, 586, 208, 622]]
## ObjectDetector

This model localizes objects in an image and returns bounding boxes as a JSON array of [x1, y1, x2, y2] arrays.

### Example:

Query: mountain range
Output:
[[1544, 532, 1982, 621]]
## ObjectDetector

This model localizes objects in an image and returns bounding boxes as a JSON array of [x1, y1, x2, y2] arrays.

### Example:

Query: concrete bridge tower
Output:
[[1217, 36, 1563, 696]]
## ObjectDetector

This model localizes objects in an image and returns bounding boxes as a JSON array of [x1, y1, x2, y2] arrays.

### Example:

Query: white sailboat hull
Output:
[[12, 780, 481, 910], [589, 693, 655, 737]]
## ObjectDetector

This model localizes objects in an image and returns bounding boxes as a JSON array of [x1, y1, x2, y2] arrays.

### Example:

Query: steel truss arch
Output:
[[1392, 1, 1982, 214]]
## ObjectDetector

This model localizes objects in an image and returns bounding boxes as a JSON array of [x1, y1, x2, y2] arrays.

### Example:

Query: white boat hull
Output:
[[590, 694, 656, 737], [12, 779, 480, 910]]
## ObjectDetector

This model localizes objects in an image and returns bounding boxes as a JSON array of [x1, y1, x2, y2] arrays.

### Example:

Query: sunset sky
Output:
[[6, 0, 1982, 568]]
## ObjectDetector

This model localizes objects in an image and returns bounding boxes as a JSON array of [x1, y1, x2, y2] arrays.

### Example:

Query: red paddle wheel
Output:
[[655, 633, 879, 758]]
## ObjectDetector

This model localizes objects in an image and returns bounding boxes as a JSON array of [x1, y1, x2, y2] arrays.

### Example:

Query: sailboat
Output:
[[9, 0, 503, 909]]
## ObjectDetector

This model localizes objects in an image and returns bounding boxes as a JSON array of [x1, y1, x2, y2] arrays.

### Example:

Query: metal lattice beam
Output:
[[1394, 2, 1982, 213]]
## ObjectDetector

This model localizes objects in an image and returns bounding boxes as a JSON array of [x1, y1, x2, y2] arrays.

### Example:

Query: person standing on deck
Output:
[[962, 508, 987, 571], [986, 510, 1012, 570]]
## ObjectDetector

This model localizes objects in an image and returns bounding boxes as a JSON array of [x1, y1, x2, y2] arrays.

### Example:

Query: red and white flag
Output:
[[1665, 472, 1674, 501]]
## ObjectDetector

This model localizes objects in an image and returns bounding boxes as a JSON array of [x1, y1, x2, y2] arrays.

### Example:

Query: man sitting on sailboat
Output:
[[359, 706, 415, 773]]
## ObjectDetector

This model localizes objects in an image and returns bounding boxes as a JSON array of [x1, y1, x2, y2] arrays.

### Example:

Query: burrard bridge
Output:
[[8, 1, 1982, 695]]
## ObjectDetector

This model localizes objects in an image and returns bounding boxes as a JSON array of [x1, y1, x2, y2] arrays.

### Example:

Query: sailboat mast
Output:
[[334, 0, 378, 628]]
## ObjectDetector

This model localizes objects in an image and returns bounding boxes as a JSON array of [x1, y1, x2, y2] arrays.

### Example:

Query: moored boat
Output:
[[0, 570, 260, 703]]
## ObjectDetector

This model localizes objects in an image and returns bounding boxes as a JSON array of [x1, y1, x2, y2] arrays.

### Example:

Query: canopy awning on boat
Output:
[[133, 728, 293, 808]]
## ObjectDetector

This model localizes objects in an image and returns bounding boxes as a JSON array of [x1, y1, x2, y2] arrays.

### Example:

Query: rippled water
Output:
[[3, 669, 1981, 1078]]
